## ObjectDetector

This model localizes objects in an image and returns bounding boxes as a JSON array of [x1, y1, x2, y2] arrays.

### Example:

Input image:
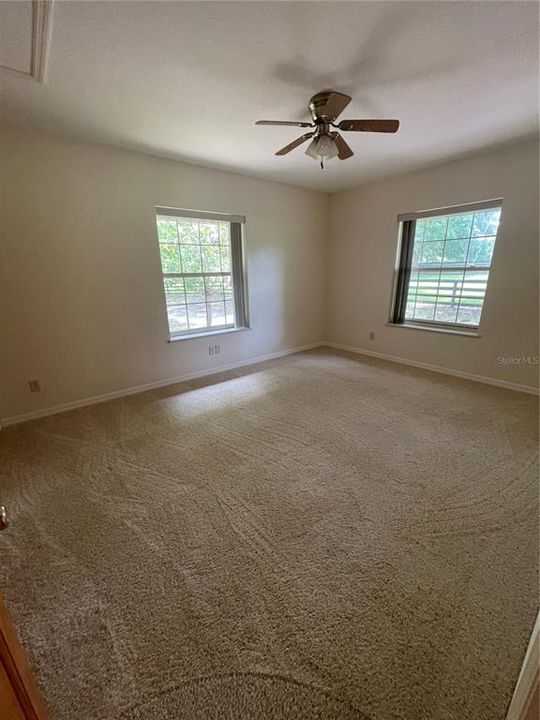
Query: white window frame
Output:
[[155, 207, 249, 341]]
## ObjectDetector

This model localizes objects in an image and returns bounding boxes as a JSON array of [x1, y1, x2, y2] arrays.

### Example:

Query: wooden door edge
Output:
[[506, 611, 540, 720], [0, 595, 50, 720]]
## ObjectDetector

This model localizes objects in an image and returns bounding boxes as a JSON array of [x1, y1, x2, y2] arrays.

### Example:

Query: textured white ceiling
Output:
[[1, 1, 538, 192]]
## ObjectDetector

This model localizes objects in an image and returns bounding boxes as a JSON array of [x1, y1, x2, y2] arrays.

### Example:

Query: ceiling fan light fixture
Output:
[[316, 134, 339, 159], [305, 134, 339, 160], [305, 138, 320, 159]]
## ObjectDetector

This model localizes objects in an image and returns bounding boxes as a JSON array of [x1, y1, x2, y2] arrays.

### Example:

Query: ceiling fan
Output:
[[256, 90, 399, 168]]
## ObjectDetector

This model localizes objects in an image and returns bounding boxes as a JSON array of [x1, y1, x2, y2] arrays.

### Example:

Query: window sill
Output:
[[168, 326, 251, 343], [385, 322, 480, 338]]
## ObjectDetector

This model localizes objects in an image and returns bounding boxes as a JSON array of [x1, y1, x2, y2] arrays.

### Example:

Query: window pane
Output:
[[159, 245, 182, 273], [180, 245, 203, 273], [461, 270, 489, 299], [177, 219, 199, 244], [468, 237, 495, 266], [164, 277, 185, 304], [204, 275, 224, 301], [414, 219, 426, 242], [411, 242, 422, 266], [223, 275, 233, 301], [457, 305, 482, 326], [437, 270, 465, 302], [225, 299, 235, 324], [199, 222, 220, 245], [414, 278, 438, 300], [208, 302, 227, 327], [413, 301, 436, 321], [472, 209, 501, 237], [446, 213, 473, 240], [443, 239, 468, 266], [454, 271, 487, 324], [434, 303, 458, 324], [187, 303, 207, 329], [185, 276, 205, 304], [220, 243, 231, 272], [201, 245, 221, 273], [424, 216, 447, 241], [157, 218, 178, 243], [219, 222, 230, 243], [167, 305, 188, 333], [406, 268, 489, 324], [420, 242, 444, 266], [415, 288, 438, 308]]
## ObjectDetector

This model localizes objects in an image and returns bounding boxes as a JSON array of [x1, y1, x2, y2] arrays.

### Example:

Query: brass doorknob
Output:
[[0, 505, 8, 531]]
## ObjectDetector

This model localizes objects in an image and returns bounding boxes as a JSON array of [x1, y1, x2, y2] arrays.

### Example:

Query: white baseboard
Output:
[[1, 342, 324, 427], [3, 340, 537, 426], [325, 342, 539, 396], [506, 613, 539, 720]]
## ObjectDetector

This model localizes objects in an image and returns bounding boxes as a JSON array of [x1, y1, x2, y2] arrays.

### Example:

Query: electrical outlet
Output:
[[28, 379, 41, 393], [214, 345, 220, 354], [208, 346, 214, 355], [369, 332, 375, 341]]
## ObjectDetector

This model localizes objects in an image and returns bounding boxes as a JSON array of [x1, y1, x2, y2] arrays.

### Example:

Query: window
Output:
[[392, 200, 502, 331], [155, 207, 248, 339]]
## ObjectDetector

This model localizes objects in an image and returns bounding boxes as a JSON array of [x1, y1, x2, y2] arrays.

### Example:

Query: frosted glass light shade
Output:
[[305, 138, 319, 159], [305, 134, 339, 160], [317, 134, 339, 158]]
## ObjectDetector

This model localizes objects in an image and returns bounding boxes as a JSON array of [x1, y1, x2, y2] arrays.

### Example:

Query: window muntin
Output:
[[393, 202, 502, 329], [155, 210, 247, 339]]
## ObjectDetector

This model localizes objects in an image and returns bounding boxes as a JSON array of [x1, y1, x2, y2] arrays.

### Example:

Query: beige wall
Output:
[[327, 140, 539, 390], [1, 130, 538, 422], [0, 127, 328, 420]]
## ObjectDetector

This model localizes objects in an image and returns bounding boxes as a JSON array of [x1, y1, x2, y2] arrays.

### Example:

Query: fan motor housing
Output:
[[309, 91, 350, 122]]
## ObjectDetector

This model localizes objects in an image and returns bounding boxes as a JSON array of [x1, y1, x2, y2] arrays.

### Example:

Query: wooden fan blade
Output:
[[324, 92, 352, 120], [338, 119, 400, 133], [275, 132, 315, 156], [331, 132, 354, 160], [256, 120, 313, 127], [309, 91, 351, 121]]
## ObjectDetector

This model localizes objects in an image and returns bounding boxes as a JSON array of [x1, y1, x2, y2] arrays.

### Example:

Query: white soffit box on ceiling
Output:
[[0, 0, 53, 81]]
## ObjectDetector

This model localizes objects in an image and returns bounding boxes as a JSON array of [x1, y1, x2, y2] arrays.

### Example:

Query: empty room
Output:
[[0, 1, 538, 719]]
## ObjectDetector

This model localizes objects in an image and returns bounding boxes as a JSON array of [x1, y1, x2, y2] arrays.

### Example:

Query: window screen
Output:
[[155, 208, 248, 339], [392, 200, 502, 329]]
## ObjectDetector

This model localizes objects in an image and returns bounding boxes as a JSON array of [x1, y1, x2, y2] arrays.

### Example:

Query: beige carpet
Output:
[[1, 349, 538, 720]]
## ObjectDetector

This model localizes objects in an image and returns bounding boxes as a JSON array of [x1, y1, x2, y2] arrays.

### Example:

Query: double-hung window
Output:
[[392, 199, 502, 331], [155, 207, 248, 340]]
